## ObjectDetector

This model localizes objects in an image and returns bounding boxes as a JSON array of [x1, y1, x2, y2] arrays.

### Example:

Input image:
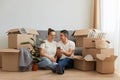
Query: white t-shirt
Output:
[[57, 40, 75, 59], [40, 40, 57, 57]]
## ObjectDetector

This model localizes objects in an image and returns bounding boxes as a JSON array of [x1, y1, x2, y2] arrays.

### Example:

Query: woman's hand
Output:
[[50, 57, 57, 62]]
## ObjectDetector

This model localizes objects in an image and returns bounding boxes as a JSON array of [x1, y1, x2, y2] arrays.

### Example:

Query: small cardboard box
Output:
[[96, 54, 117, 73], [0, 49, 20, 71], [74, 56, 96, 71], [0, 52, 2, 68], [8, 34, 34, 49], [82, 48, 114, 58], [73, 29, 89, 47], [83, 38, 99, 48]]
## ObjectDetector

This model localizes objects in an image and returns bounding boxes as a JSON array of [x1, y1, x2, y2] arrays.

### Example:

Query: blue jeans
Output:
[[58, 58, 74, 69], [38, 57, 57, 69]]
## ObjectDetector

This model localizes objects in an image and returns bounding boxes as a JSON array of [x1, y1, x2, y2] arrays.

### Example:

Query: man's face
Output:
[[60, 33, 66, 41]]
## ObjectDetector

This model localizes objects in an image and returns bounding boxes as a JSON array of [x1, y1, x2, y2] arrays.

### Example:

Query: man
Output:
[[52, 30, 75, 74]]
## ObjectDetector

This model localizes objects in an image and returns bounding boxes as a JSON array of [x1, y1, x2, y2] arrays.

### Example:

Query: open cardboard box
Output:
[[73, 29, 89, 47], [96, 54, 117, 73], [0, 49, 20, 71], [74, 55, 96, 71], [7, 28, 39, 49]]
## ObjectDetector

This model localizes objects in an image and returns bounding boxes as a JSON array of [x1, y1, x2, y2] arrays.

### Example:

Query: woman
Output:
[[38, 28, 57, 69]]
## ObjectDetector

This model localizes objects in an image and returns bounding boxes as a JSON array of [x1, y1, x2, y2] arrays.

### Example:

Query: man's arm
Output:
[[61, 48, 74, 57]]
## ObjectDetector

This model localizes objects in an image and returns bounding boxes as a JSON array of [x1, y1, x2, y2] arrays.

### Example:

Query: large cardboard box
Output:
[[96, 54, 117, 73], [74, 56, 96, 71], [73, 29, 89, 47], [7, 28, 39, 49], [8, 34, 34, 49], [0, 49, 20, 71], [82, 48, 114, 58], [0, 52, 2, 68]]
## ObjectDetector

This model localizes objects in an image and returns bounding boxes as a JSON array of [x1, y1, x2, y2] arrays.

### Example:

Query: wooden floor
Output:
[[0, 68, 120, 80], [0, 56, 120, 80]]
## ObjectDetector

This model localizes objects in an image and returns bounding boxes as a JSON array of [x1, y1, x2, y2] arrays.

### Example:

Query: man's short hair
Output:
[[60, 30, 69, 38]]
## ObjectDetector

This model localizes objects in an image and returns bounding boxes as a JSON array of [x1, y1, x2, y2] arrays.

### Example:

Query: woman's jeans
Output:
[[38, 57, 57, 69]]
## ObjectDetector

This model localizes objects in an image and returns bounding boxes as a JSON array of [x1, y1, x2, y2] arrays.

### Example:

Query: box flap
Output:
[[84, 54, 94, 61], [27, 29, 39, 35], [7, 28, 39, 35], [7, 28, 20, 34], [0, 49, 20, 53], [73, 29, 89, 36], [96, 54, 117, 61], [73, 56, 83, 60], [104, 55, 117, 61]]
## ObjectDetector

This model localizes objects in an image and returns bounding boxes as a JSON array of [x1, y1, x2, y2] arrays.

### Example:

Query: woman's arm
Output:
[[39, 48, 56, 62]]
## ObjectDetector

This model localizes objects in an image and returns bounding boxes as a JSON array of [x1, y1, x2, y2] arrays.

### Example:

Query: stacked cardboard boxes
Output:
[[73, 29, 117, 74], [0, 28, 39, 71]]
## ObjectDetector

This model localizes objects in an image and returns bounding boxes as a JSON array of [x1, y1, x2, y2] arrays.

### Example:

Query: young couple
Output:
[[38, 28, 75, 74]]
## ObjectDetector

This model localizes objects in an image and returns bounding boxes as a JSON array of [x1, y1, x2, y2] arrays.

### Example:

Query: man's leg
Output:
[[56, 58, 74, 74]]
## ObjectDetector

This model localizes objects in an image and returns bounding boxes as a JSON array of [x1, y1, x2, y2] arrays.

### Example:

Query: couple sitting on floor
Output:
[[38, 28, 75, 74]]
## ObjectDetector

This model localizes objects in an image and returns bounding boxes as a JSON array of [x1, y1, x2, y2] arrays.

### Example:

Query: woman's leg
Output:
[[38, 57, 57, 69]]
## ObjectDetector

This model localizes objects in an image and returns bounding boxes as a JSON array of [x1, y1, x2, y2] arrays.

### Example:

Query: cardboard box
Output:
[[95, 40, 109, 49], [96, 54, 117, 73], [82, 48, 114, 58], [83, 38, 99, 48], [74, 56, 96, 71], [73, 29, 89, 47], [75, 36, 87, 47], [0, 49, 20, 71], [8, 34, 34, 49], [0, 52, 2, 68]]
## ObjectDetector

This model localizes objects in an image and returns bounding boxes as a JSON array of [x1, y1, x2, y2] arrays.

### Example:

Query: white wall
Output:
[[0, 0, 94, 48]]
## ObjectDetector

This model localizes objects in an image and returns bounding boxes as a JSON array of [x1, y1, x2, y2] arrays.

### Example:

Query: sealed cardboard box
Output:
[[96, 54, 117, 73], [83, 38, 99, 48], [74, 56, 96, 71], [82, 48, 114, 58], [0, 52, 2, 68], [73, 29, 89, 47], [8, 34, 34, 49], [0, 49, 20, 71]]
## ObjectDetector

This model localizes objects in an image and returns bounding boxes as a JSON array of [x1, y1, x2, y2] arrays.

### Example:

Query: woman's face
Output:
[[48, 31, 56, 41]]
